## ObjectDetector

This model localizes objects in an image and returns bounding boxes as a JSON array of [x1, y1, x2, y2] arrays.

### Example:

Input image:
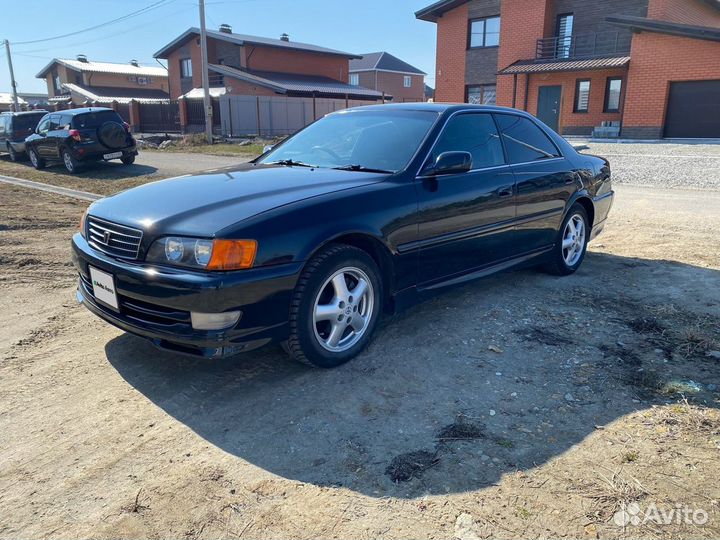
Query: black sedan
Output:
[[71, 103, 613, 368]]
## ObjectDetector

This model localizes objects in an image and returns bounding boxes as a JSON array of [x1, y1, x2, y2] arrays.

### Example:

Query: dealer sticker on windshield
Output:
[[89, 266, 119, 311], [103, 152, 123, 160]]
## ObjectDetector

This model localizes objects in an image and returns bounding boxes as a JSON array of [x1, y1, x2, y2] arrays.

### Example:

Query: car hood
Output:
[[88, 163, 390, 237]]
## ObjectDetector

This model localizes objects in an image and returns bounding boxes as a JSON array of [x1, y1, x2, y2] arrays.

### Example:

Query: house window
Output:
[[403, 75, 412, 88], [349, 73, 359, 86], [180, 58, 192, 78], [604, 77, 622, 112], [574, 79, 590, 113], [467, 84, 496, 105], [556, 13, 574, 58], [469, 16, 500, 48]]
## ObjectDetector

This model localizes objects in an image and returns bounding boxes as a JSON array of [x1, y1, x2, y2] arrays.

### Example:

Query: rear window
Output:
[[72, 111, 123, 129], [13, 114, 46, 131]]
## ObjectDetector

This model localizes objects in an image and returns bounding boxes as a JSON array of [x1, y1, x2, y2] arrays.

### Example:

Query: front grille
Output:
[[80, 273, 191, 329], [87, 216, 142, 260]]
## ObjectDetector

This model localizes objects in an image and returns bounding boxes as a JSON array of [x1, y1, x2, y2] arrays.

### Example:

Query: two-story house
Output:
[[153, 25, 385, 102], [36, 56, 170, 105], [417, 0, 720, 138], [349, 52, 426, 102]]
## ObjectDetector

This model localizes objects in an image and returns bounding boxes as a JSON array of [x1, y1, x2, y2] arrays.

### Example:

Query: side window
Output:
[[431, 113, 505, 170], [36, 117, 51, 135], [46, 115, 61, 131], [57, 115, 71, 130], [494, 114, 560, 163]]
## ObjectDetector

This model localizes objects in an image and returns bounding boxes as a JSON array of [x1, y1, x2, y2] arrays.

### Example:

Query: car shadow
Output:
[[104, 251, 720, 498], [43, 160, 159, 178]]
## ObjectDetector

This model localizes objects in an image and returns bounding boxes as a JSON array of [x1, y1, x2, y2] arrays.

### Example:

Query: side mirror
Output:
[[425, 151, 473, 176], [262, 145, 273, 153]]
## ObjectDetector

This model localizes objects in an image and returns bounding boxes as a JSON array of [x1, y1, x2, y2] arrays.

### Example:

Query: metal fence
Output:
[[218, 95, 379, 137], [138, 102, 180, 133], [186, 98, 221, 130]]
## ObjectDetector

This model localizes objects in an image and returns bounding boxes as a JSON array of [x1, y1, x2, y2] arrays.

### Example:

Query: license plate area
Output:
[[103, 151, 123, 160], [88, 266, 119, 311]]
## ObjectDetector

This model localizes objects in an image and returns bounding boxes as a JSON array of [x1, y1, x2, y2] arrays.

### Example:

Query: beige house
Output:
[[36, 55, 170, 105]]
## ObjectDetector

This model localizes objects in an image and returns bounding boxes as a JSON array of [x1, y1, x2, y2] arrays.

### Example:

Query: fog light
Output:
[[191, 311, 241, 330]]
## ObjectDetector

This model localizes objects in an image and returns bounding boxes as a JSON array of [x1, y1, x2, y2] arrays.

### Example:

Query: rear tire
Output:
[[286, 244, 383, 368], [62, 148, 81, 174], [7, 144, 19, 162], [28, 147, 45, 170], [544, 203, 589, 276], [120, 155, 135, 165]]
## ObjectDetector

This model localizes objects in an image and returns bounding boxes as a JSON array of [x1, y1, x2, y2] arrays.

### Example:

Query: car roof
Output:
[[1, 109, 48, 116], [337, 102, 534, 116], [55, 107, 116, 116]]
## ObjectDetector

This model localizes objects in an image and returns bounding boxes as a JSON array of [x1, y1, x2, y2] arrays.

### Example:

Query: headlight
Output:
[[79, 208, 89, 238], [146, 237, 257, 270]]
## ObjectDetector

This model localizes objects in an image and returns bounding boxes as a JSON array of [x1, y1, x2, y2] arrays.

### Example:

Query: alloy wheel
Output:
[[29, 149, 38, 167], [561, 213, 586, 266], [63, 151, 75, 173], [312, 266, 375, 352]]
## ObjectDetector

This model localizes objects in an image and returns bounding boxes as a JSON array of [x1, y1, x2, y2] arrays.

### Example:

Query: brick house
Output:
[[417, 0, 720, 138], [349, 52, 426, 102], [153, 25, 385, 102], [35, 56, 170, 105]]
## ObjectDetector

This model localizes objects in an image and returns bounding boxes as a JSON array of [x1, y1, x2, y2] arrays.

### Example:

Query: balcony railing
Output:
[[535, 31, 631, 61]]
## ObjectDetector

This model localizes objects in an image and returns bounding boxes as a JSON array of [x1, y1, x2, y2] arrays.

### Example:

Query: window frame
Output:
[[493, 112, 563, 165], [465, 84, 497, 105], [180, 58, 193, 78], [349, 73, 359, 86], [573, 78, 591, 113], [403, 75, 412, 88], [604, 76, 623, 113], [468, 15, 501, 49]]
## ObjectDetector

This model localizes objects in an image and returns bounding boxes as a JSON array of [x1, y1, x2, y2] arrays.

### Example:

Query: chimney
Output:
[[130, 59, 139, 67], [280, 33, 289, 42], [76, 54, 88, 63], [219, 23, 232, 34]]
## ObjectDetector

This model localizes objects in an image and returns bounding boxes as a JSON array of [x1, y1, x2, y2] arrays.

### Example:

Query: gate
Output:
[[138, 102, 180, 133]]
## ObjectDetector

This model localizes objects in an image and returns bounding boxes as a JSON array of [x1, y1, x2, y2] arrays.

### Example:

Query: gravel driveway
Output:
[[134, 150, 250, 176]]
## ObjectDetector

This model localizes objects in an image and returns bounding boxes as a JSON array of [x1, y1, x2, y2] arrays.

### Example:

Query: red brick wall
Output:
[[523, 68, 627, 133], [647, 0, 720, 26], [434, 2, 469, 102], [243, 45, 348, 82], [224, 78, 278, 97], [622, 30, 720, 134], [354, 71, 424, 102], [497, 0, 553, 107]]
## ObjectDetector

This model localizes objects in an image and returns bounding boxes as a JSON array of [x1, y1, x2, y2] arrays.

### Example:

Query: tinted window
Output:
[[13, 113, 46, 131], [36, 117, 51, 135], [431, 113, 505, 170], [494, 114, 560, 163], [57, 114, 72, 130], [72, 111, 123, 129]]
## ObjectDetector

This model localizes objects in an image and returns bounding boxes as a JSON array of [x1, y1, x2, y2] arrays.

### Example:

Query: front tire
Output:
[[286, 244, 383, 368], [544, 203, 589, 276], [62, 148, 81, 174], [28, 147, 45, 170]]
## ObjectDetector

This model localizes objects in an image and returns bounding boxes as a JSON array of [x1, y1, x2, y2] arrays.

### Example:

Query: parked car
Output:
[[0, 110, 48, 161], [72, 103, 613, 368], [25, 107, 137, 173]]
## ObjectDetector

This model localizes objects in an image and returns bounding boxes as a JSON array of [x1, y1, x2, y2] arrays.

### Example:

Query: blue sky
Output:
[[0, 0, 438, 94]]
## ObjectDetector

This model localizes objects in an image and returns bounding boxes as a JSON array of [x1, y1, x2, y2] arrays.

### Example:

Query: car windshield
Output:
[[14, 114, 46, 131], [258, 109, 439, 173], [72, 111, 123, 129]]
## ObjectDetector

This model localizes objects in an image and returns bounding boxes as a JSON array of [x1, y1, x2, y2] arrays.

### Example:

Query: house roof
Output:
[[60, 83, 170, 104], [36, 58, 168, 79], [607, 15, 720, 42], [0, 93, 27, 105], [154, 27, 361, 59], [415, 0, 467, 22], [349, 52, 426, 75], [208, 64, 388, 99], [499, 56, 631, 75], [182, 87, 228, 99]]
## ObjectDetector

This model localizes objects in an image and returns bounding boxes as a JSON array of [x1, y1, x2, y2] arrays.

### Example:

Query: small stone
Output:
[[489, 409, 496, 416], [488, 345, 503, 353], [564, 393, 574, 402], [616, 341, 626, 348], [495, 372, 502, 377], [706, 351, 720, 360], [511, 392, 517, 397]]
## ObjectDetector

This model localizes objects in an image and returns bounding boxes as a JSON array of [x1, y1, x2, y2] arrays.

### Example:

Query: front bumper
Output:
[[71, 233, 303, 358]]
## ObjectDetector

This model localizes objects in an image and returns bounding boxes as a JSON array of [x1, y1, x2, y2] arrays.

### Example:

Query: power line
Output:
[[12, 0, 177, 45]]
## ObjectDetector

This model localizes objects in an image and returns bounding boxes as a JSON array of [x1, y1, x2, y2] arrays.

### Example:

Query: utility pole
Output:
[[198, 0, 213, 144], [3, 40, 20, 112]]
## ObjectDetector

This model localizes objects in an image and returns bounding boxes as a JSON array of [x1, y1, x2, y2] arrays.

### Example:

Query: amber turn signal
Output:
[[207, 239, 257, 270]]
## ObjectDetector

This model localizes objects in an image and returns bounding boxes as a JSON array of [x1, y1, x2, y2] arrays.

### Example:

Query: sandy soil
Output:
[[0, 182, 719, 539]]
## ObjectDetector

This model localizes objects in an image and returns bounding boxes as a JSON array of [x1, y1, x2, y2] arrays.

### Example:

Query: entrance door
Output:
[[537, 86, 562, 132]]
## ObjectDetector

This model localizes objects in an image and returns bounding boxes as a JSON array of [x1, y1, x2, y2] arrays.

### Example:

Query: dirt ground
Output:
[[0, 180, 719, 539]]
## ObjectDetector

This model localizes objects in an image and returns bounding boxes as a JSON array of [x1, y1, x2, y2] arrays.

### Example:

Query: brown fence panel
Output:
[[138, 102, 180, 133]]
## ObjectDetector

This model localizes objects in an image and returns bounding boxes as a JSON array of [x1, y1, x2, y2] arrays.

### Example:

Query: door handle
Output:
[[497, 186, 514, 197]]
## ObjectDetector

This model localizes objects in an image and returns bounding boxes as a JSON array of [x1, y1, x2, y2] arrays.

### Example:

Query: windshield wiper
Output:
[[332, 164, 394, 174], [266, 159, 317, 168]]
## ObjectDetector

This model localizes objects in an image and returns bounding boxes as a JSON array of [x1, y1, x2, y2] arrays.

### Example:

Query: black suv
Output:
[[0, 110, 48, 162], [25, 107, 137, 173]]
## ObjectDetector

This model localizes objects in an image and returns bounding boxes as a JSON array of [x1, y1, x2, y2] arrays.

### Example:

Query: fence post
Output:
[[110, 100, 119, 113], [256, 96, 261, 137], [178, 97, 188, 134], [345, 93, 349, 109], [312, 92, 317, 120], [128, 99, 141, 133]]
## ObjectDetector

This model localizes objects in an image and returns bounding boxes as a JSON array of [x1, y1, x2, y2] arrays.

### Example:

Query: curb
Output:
[[0, 174, 101, 202]]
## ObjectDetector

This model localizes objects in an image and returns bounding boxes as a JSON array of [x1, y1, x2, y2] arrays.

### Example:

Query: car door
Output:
[[32, 116, 52, 156], [493, 113, 575, 254], [415, 112, 516, 286], [45, 114, 67, 159]]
